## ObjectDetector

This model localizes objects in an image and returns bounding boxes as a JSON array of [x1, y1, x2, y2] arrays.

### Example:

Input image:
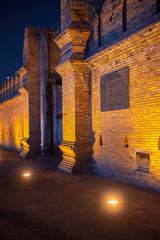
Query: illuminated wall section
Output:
[[55, 0, 92, 174], [86, 21, 160, 190], [0, 87, 29, 152], [59, 63, 76, 143]]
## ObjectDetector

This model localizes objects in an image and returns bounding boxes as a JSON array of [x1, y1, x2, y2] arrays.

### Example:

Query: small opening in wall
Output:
[[158, 136, 160, 150], [112, 4, 116, 10], [109, 16, 113, 22], [136, 152, 150, 173], [124, 136, 128, 148], [157, 0, 160, 13], [98, 14, 102, 47], [100, 135, 103, 146], [122, 0, 127, 32]]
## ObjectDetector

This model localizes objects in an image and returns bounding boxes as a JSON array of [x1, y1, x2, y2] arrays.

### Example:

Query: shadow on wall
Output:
[[90, 130, 99, 172], [86, 5, 160, 58], [89, 70, 99, 173]]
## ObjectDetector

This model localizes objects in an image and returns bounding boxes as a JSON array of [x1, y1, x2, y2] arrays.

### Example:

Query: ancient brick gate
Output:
[[0, 27, 62, 158]]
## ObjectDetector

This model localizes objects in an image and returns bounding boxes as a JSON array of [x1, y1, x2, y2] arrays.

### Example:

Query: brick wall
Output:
[[61, 0, 72, 32], [0, 63, 29, 154], [87, 0, 160, 55], [23, 27, 41, 157], [22, 27, 61, 157], [0, 27, 61, 157], [0, 28, 41, 157], [86, 21, 160, 191], [55, 0, 92, 173], [49, 31, 61, 75], [0, 88, 29, 152]]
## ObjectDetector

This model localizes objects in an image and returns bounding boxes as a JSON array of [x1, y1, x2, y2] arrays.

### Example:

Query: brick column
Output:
[[55, 0, 92, 174], [23, 28, 41, 157]]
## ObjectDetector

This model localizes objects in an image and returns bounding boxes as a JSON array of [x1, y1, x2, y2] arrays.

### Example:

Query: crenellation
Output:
[[0, 69, 26, 104]]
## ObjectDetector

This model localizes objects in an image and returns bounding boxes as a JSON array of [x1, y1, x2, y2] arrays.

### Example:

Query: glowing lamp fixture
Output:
[[107, 200, 119, 204]]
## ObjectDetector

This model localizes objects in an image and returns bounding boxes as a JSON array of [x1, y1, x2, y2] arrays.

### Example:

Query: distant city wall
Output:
[[0, 67, 29, 152], [0, 85, 29, 152], [0, 68, 27, 103]]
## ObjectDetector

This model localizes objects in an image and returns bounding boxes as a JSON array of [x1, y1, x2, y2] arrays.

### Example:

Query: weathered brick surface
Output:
[[86, 21, 160, 190], [87, 0, 160, 55], [56, 0, 160, 190], [61, 0, 72, 32], [49, 31, 61, 75], [1, 0, 160, 191], [23, 28, 41, 157], [0, 64, 29, 153], [0, 27, 61, 157], [0, 88, 29, 152], [55, 0, 92, 173]]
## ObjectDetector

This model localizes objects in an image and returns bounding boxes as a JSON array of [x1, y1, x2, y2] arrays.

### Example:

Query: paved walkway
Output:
[[0, 147, 160, 240]]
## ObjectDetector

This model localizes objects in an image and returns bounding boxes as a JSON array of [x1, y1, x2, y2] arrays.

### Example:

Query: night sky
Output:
[[0, 0, 60, 84]]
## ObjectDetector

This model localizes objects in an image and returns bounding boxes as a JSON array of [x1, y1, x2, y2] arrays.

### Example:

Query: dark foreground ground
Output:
[[0, 148, 160, 240]]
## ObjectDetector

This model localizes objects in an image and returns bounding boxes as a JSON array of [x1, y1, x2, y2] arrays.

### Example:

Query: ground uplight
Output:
[[101, 191, 123, 213], [107, 200, 119, 204], [23, 173, 31, 177]]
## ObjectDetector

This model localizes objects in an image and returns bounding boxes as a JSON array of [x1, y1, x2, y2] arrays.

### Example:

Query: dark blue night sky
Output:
[[0, 0, 60, 84]]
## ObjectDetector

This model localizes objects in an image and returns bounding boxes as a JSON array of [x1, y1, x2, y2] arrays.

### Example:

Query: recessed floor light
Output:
[[107, 200, 119, 204], [23, 173, 31, 177]]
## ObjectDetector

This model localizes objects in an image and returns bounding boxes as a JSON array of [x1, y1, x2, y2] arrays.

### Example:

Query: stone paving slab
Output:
[[0, 148, 160, 240]]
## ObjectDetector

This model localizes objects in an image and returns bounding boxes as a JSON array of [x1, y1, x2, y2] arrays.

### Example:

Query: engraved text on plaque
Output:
[[101, 68, 129, 111]]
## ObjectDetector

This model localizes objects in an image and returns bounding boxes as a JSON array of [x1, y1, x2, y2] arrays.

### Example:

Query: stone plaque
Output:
[[101, 68, 129, 111]]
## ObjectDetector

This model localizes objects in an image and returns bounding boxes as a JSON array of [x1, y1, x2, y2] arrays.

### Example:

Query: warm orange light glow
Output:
[[107, 200, 119, 204], [0, 87, 29, 153], [23, 173, 31, 177], [101, 191, 123, 213]]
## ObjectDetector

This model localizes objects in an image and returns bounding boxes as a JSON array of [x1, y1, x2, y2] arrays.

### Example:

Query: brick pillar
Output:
[[23, 28, 41, 157], [55, 0, 92, 174], [22, 27, 61, 157]]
